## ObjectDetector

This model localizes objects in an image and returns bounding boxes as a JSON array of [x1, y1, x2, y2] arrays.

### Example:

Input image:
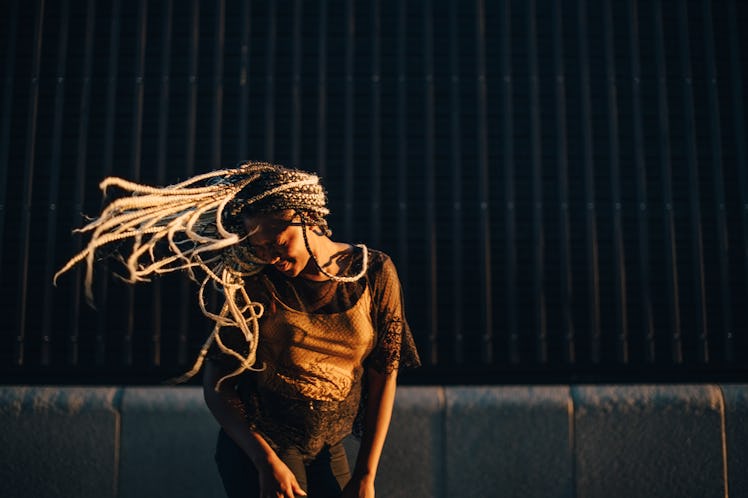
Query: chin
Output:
[[285, 266, 302, 277], [274, 260, 300, 277]]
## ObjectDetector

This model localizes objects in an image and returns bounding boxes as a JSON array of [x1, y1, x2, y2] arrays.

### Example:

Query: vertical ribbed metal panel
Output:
[[343, 0, 354, 241], [316, 0, 327, 178], [206, 0, 225, 320], [527, 0, 546, 364], [179, 0, 200, 366], [74, 0, 96, 366], [15, 0, 45, 367], [423, 0, 437, 366], [396, 0, 408, 293], [101, 0, 120, 181], [123, 0, 148, 367], [603, 0, 629, 364], [653, 0, 683, 364], [40, 0, 69, 366], [370, 0, 381, 248], [677, 0, 709, 363], [237, 0, 251, 160], [727, 0, 748, 366], [0, 0, 746, 382], [184, 0, 199, 180], [152, 0, 173, 367], [628, 0, 656, 364], [211, 0, 225, 170], [702, 0, 733, 363], [0, 0, 18, 283], [552, 0, 574, 364], [264, 0, 276, 161], [475, 0, 492, 364], [130, 0, 147, 182], [95, 0, 122, 367], [577, 0, 601, 364], [449, 0, 464, 365], [500, 0, 518, 365], [291, 0, 301, 167]]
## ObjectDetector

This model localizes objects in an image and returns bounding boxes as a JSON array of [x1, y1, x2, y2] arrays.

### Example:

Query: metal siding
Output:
[[1, 0, 746, 383]]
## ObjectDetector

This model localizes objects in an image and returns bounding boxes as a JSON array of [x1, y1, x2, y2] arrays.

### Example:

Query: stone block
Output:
[[721, 384, 748, 498], [573, 384, 726, 498], [0, 386, 120, 498], [375, 386, 445, 498], [118, 386, 224, 498], [445, 386, 573, 498]]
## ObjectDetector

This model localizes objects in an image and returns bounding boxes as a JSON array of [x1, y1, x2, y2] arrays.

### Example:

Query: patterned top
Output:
[[207, 247, 420, 460]]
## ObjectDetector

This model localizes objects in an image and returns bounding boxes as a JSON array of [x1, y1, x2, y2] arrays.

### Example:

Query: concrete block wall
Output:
[[573, 385, 726, 498], [0, 387, 120, 498], [0, 384, 744, 498], [118, 387, 224, 498], [723, 385, 748, 498], [443, 386, 573, 498]]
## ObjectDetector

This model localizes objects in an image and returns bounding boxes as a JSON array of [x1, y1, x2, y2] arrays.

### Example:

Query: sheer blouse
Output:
[[207, 247, 420, 460]]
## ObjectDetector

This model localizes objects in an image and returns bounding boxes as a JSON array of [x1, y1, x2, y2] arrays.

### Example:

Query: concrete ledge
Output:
[[0, 386, 120, 498], [722, 384, 748, 498], [1, 384, 745, 498], [573, 385, 726, 498], [446, 386, 573, 498], [377, 386, 445, 498], [118, 387, 224, 498]]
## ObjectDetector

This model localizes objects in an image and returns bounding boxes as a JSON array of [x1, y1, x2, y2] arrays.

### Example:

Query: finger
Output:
[[291, 482, 307, 497], [288, 480, 307, 497]]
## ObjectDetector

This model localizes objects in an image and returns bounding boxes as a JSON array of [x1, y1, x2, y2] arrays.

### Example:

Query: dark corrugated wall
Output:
[[1, 0, 747, 384]]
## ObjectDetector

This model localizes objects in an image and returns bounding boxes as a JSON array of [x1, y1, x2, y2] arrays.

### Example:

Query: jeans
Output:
[[214, 429, 352, 498]]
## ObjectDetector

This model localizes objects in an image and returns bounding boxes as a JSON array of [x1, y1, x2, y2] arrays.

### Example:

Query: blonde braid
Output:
[[55, 161, 365, 386], [298, 214, 369, 282]]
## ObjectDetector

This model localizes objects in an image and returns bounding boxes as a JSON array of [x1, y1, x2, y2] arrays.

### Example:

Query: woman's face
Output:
[[243, 211, 314, 277]]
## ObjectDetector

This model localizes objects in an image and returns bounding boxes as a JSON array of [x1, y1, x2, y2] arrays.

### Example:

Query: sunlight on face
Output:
[[243, 211, 309, 276]]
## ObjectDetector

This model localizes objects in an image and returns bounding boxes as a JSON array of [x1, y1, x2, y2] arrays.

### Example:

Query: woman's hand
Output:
[[340, 474, 375, 498], [257, 456, 307, 498]]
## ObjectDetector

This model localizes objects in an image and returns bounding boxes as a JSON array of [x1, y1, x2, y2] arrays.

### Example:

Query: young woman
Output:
[[55, 162, 420, 498]]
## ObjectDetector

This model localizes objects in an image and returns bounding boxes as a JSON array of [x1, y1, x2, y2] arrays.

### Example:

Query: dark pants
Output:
[[215, 429, 351, 498]]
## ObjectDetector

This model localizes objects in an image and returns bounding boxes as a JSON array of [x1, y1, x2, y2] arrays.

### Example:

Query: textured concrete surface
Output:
[[445, 386, 573, 498], [573, 385, 726, 498], [722, 384, 748, 498], [0, 386, 120, 498], [118, 386, 224, 498], [1, 384, 744, 498], [377, 386, 445, 498]]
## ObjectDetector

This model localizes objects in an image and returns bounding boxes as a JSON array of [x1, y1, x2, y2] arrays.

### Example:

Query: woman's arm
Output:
[[202, 360, 307, 498], [342, 367, 398, 498]]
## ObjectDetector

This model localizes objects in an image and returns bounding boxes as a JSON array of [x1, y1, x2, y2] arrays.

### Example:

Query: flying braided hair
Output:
[[54, 161, 368, 389]]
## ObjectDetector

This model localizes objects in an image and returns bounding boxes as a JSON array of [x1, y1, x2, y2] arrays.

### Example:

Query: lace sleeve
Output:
[[365, 254, 421, 374]]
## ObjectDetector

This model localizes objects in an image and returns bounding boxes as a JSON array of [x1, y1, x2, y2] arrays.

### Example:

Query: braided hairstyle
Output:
[[222, 162, 333, 238], [54, 160, 366, 388]]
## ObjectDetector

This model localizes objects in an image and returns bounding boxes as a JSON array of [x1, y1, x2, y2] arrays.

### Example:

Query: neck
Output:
[[299, 235, 352, 281]]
